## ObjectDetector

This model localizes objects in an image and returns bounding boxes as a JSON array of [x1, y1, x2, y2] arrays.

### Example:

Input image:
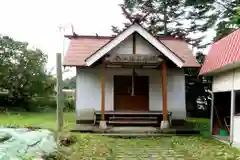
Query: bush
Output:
[[59, 134, 77, 147], [28, 97, 56, 111], [64, 97, 75, 111]]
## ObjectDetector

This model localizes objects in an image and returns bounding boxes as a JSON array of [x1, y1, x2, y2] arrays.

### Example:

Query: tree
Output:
[[63, 76, 76, 89], [0, 36, 54, 110], [113, 0, 216, 48], [185, 52, 212, 117], [232, 7, 240, 27], [185, 0, 239, 41]]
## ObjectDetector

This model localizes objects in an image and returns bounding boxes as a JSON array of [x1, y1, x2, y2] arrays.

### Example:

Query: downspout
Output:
[[209, 90, 214, 136], [230, 69, 236, 146]]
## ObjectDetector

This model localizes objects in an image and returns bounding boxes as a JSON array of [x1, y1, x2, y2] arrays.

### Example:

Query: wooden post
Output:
[[131, 33, 136, 96], [132, 33, 136, 55], [161, 61, 168, 121], [56, 53, 64, 133], [101, 60, 105, 121]]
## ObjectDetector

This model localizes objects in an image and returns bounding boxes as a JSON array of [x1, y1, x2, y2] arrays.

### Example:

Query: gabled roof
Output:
[[200, 29, 240, 75], [63, 24, 200, 68], [84, 23, 184, 67]]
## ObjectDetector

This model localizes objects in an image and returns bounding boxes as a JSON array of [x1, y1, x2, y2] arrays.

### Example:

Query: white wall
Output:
[[233, 68, 240, 90], [233, 116, 240, 147], [212, 71, 233, 92], [76, 67, 186, 119], [109, 34, 160, 55], [212, 68, 240, 92], [212, 67, 240, 147]]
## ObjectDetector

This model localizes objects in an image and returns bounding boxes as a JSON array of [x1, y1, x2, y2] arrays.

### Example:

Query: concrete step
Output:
[[95, 133, 199, 138], [109, 116, 157, 120], [106, 126, 158, 133], [108, 120, 158, 125]]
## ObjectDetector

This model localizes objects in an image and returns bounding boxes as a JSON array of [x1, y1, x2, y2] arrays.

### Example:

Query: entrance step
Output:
[[109, 120, 157, 125], [94, 111, 174, 126], [108, 115, 158, 126], [107, 126, 158, 133], [109, 116, 157, 120]]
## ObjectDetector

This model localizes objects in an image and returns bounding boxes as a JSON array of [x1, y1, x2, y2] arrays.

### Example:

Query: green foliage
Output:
[[0, 36, 56, 110], [63, 76, 76, 89], [232, 7, 240, 27], [64, 96, 75, 111], [185, 0, 239, 41], [1, 113, 240, 159], [113, 0, 216, 48], [59, 134, 77, 147], [187, 118, 211, 137], [185, 52, 212, 118]]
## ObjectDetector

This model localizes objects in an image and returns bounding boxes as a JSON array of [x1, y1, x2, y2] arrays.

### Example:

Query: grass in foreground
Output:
[[1, 112, 240, 160]]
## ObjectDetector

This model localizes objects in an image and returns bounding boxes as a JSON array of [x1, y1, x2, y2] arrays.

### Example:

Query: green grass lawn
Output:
[[1, 112, 240, 160]]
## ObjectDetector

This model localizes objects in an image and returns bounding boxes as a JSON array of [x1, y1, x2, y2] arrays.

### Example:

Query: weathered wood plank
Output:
[[161, 61, 168, 121], [101, 60, 105, 120]]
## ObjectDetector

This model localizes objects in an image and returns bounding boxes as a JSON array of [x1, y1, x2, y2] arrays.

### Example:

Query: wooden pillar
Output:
[[131, 33, 136, 96], [101, 60, 105, 121], [161, 61, 168, 121], [132, 33, 136, 55]]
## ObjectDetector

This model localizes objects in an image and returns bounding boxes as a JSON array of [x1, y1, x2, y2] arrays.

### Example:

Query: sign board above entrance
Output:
[[105, 54, 163, 64]]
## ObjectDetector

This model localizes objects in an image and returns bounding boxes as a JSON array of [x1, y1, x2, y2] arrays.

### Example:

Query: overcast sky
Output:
[[0, 0, 215, 78], [0, 0, 125, 77]]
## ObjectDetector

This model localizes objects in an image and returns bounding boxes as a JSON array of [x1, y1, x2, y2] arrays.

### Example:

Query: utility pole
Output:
[[56, 53, 64, 137]]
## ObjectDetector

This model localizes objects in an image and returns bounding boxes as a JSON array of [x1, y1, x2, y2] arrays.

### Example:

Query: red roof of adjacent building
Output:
[[63, 35, 200, 67], [200, 29, 240, 75]]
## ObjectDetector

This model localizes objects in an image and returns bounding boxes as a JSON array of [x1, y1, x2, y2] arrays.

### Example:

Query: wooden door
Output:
[[114, 75, 149, 111]]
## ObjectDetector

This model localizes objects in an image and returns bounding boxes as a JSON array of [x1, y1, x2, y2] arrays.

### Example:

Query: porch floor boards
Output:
[[108, 120, 157, 125], [95, 110, 172, 126], [95, 111, 169, 115]]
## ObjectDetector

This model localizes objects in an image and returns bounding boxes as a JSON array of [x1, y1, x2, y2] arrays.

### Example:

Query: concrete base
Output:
[[72, 124, 94, 132], [99, 120, 107, 129], [160, 120, 170, 129]]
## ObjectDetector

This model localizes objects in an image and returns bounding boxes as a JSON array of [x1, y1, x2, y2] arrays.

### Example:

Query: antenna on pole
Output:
[[58, 23, 75, 57], [71, 24, 78, 37]]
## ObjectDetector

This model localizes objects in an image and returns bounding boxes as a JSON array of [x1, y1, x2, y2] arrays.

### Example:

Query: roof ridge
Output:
[[65, 34, 185, 41], [64, 35, 115, 39]]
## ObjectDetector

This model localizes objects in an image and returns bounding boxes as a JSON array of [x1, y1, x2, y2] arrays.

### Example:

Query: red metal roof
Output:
[[200, 29, 240, 75], [63, 35, 200, 67]]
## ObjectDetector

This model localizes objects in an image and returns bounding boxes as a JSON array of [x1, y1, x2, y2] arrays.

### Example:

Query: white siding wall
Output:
[[76, 67, 186, 119], [212, 67, 240, 147], [212, 68, 240, 92], [233, 116, 240, 147], [233, 68, 240, 90], [212, 71, 233, 92]]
